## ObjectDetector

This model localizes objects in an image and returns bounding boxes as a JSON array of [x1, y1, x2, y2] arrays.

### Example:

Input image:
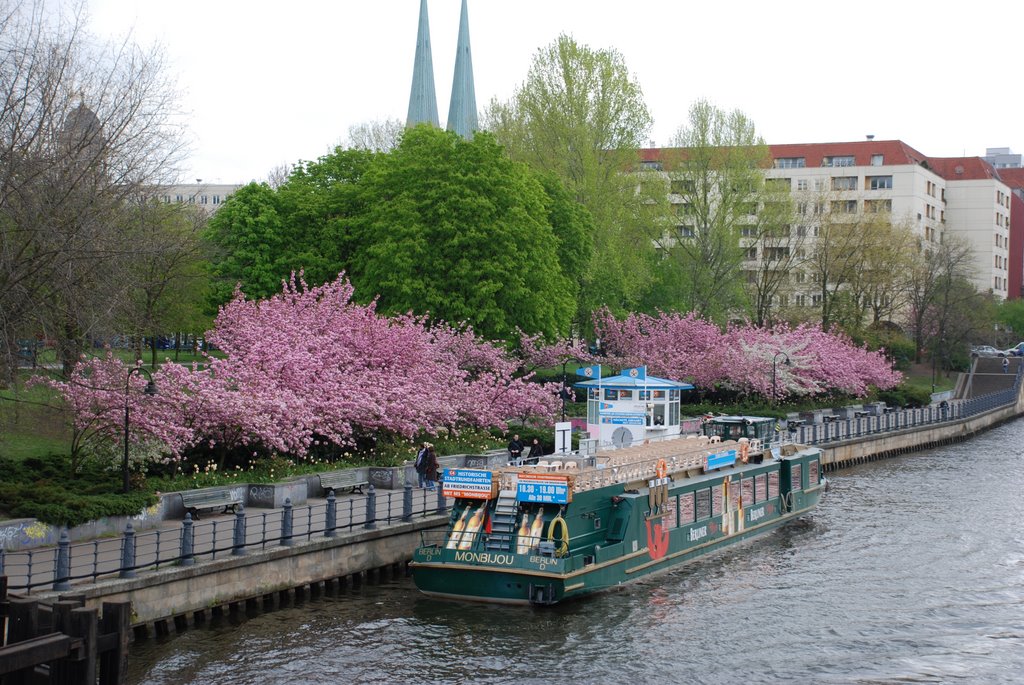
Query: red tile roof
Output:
[[997, 167, 1024, 190], [926, 157, 1001, 181], [768, 140, 930, 167]]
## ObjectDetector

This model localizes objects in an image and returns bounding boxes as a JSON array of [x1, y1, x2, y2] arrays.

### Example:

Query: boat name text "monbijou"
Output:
[[689, 525, 708, 542], [749, 506, 765, 522], [454, 551, 514, 565]]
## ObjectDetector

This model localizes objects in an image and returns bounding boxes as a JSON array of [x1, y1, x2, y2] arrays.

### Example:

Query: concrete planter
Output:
[[245, 480, 308, 508]]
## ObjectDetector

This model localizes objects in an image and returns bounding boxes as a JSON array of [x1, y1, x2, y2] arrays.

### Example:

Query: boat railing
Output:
[[494, 437, 753, 493]]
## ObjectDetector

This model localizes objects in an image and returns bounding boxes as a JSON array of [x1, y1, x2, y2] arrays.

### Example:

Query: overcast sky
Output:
[[88, 0, 1024, 184]]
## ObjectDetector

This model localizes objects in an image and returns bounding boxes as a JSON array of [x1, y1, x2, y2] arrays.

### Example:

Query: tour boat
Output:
[[411, 417, 826, 605]]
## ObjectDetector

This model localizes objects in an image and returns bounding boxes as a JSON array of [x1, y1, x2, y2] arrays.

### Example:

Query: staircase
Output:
[[960, 356, 1020, 399], [484, 489, 518, 551]]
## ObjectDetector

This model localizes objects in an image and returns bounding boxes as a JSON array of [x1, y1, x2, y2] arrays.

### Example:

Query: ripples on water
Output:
[[129, 425, 1024, 684]]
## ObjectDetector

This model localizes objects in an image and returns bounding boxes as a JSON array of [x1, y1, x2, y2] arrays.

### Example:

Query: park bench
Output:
[[319, 470, 368, 495], [179, 488, 242, 520]]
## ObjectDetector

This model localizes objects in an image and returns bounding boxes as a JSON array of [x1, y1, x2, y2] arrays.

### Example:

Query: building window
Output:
[[795, 271, 806, 283], [870, 154, 884, 166], [795, 294, 806, 306], [766, 178, 791, 191], [200, 195, 208, 204], [831, 200, 857, 214], [775, 157, 806, 169], [866, 175, 893, 190], [796, 225, 807, 236], [865, 199, 892, 213], [746, 247, 757, 260], [797, 202, 808, 215], [831, 176, 857, 191], [739, 226, 756, 237], [796, 179, 808, 191], [764, 247, 790, 260], [670, 179, 694, 194], [175, 194, 183, 202], [823, 155, 856, 167], [811, 294, 822, 306], [678, 225, 695, 238], [640, 160, 663, 171], [814, 179, 825, 191], [213, 195, 221, 204]]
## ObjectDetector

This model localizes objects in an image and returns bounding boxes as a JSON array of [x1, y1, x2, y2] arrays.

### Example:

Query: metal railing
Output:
[[791, 369, 1021, 447], [1, 485, 449, 594]]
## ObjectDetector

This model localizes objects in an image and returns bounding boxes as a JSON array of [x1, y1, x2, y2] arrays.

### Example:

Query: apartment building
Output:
[[642, 138, 1016, 303], [156, 183, 241, 215]]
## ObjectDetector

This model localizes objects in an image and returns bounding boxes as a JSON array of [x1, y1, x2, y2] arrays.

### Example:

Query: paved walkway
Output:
[[2, 485, 448, 595]]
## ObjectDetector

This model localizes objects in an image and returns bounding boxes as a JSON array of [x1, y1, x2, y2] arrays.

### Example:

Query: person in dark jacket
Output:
[[424, 445, 440, 491], [507, 434, 524, 465], [527, 438, 544, 465], [414, 442, 429, 488]]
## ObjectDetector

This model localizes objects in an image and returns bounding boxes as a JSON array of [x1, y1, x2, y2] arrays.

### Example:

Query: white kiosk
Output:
[[574, 367, 694, 448]]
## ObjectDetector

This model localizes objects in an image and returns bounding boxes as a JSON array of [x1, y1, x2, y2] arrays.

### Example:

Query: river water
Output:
[[127, 421, 1024, 684]]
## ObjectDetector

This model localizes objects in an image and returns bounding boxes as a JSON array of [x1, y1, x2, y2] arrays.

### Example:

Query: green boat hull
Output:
[[413, 446, 825, 605]]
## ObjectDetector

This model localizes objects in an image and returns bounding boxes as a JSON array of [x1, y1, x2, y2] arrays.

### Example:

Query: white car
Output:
[[970, 345, 1001, 357]]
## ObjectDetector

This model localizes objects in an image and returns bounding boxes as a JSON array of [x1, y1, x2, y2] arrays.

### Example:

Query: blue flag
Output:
[[576, 364, 601, 379], [623, 366, 647, 381]]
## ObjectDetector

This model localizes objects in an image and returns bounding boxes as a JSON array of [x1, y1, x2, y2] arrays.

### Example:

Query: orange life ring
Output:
[[655, 458, 667, 479]]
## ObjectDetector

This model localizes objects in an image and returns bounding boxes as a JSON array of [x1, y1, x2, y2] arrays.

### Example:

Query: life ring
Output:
[[547, 515, 570, 558], [655, 458, 668, 479]]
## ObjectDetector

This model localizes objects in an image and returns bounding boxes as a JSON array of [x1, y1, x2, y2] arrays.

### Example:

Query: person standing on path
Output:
[[527, 438, 544, 465], [1003, 357, 1010, 374], [414, 442, 430, 488], [507, 434, 524, 466], [424, 445, 440, 491]]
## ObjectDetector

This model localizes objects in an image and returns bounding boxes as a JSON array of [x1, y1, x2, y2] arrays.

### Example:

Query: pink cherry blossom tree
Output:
[[592, 307, 901, 400]]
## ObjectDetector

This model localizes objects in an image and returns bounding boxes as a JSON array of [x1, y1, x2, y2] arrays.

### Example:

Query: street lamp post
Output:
[[771, 352, 791, 405], [123, 366, 157, 494]]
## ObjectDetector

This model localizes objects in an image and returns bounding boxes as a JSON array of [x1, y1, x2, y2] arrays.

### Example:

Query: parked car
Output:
[[1000, 342, 1024, 357], [970, 345, 1001, 357]]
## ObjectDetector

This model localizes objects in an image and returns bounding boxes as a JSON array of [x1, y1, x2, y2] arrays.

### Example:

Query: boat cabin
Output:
[[575, 372, 694, 448], [703, 415, 779, 447]]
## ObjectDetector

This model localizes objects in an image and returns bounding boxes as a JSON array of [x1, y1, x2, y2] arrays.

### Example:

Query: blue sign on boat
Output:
[[704, 449, 737, 472], [516, 474, 570, 504]]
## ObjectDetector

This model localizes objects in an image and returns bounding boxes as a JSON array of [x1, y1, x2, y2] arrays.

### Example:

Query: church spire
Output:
[[406, 0, 439, 128], [446, 0, 478, 139]]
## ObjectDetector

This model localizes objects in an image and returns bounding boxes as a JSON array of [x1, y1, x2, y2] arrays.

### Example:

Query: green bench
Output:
[[319, 470, 368, 495], [179, 488, 242, 520]]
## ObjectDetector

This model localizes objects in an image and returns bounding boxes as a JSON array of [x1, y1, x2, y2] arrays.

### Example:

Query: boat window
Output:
[[755, 474, 767, 503], [639, 390, 650, 400], [741, 478, 754, 506], [662, 495, 678, 529], [695, 488, 711, 519], [588, 400, 599, 425], [604, 389, 617, 401], [648, 404, 666, 427], [589, 388, 599, 400], [618, 389, 633, 400], [711, 484, 723, 516], [653, 390, 665, 399], [809, 460, 819, 486], [669, 401, 679, 426], [768, 472, 779, 499], [680, 491, 695, 523], [791, 464, 802, 491]]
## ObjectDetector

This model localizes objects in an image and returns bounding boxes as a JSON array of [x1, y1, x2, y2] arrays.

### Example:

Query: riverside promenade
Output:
[[2, 358, 1022, 636]]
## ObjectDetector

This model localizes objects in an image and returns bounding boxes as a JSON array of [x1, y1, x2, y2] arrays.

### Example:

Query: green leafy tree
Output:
[[348, 126, 575, 341], [652, 101, 790, 322], [484, 34, 657, 328]]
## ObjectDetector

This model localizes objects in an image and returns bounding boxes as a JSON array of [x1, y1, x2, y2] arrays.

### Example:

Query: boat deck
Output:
[[492, 435, 766, 494]]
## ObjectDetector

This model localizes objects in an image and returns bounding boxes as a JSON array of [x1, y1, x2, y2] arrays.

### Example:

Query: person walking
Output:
[[507, 434, 524, 466], [527, 438, 544, 465], [414, 442, 430, 488], [1003, 357, 1010, 374], [424, 445, 440, 491]]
